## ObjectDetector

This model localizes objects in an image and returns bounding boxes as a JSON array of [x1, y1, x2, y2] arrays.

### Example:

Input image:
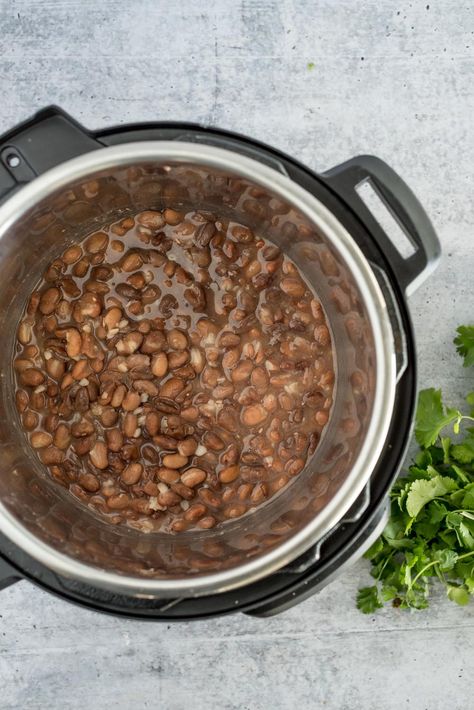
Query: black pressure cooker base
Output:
[[0, 107, 425, 618]]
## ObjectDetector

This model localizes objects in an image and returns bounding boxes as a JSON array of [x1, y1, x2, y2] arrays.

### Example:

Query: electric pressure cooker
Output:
[[0, 107, 439, 618]]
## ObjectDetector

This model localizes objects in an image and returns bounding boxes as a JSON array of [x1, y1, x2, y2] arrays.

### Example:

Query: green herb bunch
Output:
[[357, 325, 474, 613]]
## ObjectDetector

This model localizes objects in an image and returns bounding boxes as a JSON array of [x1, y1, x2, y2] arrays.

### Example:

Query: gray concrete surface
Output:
[[0, 0, 473, 708]]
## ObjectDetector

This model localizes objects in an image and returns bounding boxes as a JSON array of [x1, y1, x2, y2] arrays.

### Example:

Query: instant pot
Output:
[[0, 107, 439, 618]]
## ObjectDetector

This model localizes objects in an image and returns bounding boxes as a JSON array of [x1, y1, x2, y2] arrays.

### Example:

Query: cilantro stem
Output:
[[435, 565, 446, 585], [375, 551, 395, 581], [409, 561, 438, 590], [457, 551, 474, 562], [409, 551, 474, 592]]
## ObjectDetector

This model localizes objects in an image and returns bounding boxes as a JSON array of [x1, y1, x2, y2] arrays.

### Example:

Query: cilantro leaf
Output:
[[450, 464, 471, 485], [406, 476, 458, 518], [454, 326, 474, 367], [451, 437, 474, 465], [447, 585, 470, 605], [433, 549, 458, 571], [459, 521, 474, 551], [467, 392, 474, 417], [459, 483, 474, 508], [429, 500, 449, 524], [381, 585, 398, 601], [465, 577, 474, 594], [415, 449, 432, 468], [441, 437, 451, 464], [356, 586, 383, 614], [415, 389, 460, 448], [363, 538, 384, 560]]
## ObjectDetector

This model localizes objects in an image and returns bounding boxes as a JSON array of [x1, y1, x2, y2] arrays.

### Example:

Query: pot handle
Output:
[[0, 557, 20, 591], [0, 106, 100, 203], [322, 155, 441, 296]]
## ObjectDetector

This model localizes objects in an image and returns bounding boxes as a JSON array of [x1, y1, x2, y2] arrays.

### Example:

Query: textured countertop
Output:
[[0, 1, 473, 708]]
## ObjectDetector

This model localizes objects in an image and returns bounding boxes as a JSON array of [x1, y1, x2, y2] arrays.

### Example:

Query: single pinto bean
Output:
[[122, 390, 141, 411], [168, 350, 189, 369], [177, 438, 197, 456], [30, 431, 53, 448], [217, 406, 239, 432], [219, 465, 240, 483], [64, 328, 82, 358], [151, 352, 168, 377], [15, 389, 29, 413], [251, 367, 269, 389], [158, 490, 182, 507], [167, 329, 188, 350], [157, 467, 180, 484], [20, 368, 45, 387], [53, 424, 71, 450], [219, 331, 241, 348], [163, 453, 188, 469], [203, 431, 225, 451], [123, 413, 138, 438], [153, 434, 179, 449], [223, 503, 246, 519], [17, 321, 32, 345], [231, 225, 254, 243], [85, 231, 108, 253], [145, 411, 161, 436], [280, 277, 306, 298], [133, 380, 159, 396], [89, 441, 108, 469], [197, 516, 216, 529], [286, 457, 306, 476], [221, 444, 239, 465], [78, 473, 100, 492], [199, 488, 221, 508], [181, 406, 199, 422], [160, 378, 184, 399], [39, 287, 61, 315], [108, 494, 131, 510], [251, 482, 268, 504], [181, 468, 207, 487], [141, 331, 167, 354], [23, 411, 39, 431], [163, 208, 184, 226], [184, 503, 207, 522], [40, 447, 64, 465], [62, 244, 83, 264], [121, 252, 143, 272], [107, 428, 124, 452], [137, 210, 165, 229], [171, 482, 195, 500], [231, 360, 253, 383], [121, 463, 143, 485], [241, 404, 268, 427], [222, 348, 240, 370]]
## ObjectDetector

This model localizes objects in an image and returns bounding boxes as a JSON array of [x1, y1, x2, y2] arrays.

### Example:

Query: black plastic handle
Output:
[[323, 155, 441, 295], [0, 556, 20, 591], [0, 106, 101, 203]]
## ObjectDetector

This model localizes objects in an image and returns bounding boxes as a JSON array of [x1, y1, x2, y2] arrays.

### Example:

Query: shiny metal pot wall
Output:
[[0, 143, 397, 596]]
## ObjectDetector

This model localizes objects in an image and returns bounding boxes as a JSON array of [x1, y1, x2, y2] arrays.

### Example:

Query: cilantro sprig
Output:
[[454, 325, 474, 368], [357, 326, 474, 613]]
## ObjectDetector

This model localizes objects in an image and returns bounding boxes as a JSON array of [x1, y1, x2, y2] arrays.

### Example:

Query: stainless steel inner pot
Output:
[[0, 143, 396, 596]]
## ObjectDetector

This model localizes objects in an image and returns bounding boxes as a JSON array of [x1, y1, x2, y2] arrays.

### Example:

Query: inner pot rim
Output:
[[0, 142, 396, 596]]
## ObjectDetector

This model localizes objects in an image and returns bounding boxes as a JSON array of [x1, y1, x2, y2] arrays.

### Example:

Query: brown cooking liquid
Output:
[[13, 209, 334, 533]]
